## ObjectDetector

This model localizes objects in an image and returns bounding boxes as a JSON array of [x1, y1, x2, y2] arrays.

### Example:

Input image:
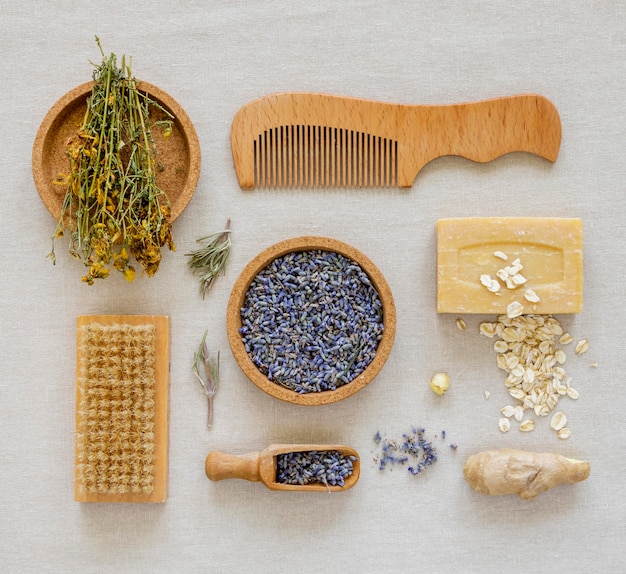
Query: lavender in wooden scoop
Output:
[[205, 444, 360, 492]]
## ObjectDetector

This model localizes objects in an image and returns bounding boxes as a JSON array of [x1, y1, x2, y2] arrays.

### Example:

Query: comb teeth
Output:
[[254, 125, 399, 188]]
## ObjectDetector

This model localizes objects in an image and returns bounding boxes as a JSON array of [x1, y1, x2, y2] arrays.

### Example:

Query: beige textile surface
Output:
[[1, 2, 624, 572]]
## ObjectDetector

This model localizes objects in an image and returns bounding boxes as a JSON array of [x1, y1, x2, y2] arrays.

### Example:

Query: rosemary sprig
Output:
[[186, 218, 232, 298], [50, 37, 175, 284], [192, 330, 220, 430]]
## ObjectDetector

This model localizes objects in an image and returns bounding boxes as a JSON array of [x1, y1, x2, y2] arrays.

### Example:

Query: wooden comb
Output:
[[230, 93, 561, 189]]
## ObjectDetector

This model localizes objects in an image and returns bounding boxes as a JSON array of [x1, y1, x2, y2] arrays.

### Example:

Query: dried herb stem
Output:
[[186, 218, 232, 298], [192, 330, 220, 430]]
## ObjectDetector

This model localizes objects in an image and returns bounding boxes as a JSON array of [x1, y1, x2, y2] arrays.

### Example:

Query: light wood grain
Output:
[[231, 92, 561, 188], [205, 444, 360, 492], [75, 315, 170, 503]]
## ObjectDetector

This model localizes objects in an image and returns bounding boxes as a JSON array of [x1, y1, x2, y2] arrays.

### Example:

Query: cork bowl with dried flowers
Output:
[[32, 40, 201, 284], [33, 80, 200, 224], [226, 236, 396, 406]]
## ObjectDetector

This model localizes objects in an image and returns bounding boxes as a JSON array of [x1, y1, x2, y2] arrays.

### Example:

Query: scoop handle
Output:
[[205, 451, 261, 482]]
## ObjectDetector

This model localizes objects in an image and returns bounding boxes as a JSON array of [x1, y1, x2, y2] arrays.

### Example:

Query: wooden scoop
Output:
[[205, 444, 360, 492]]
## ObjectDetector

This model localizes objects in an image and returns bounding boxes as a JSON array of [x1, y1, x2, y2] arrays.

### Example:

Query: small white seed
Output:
[[429, 372, 450, 396], [481, 274, 501, 293], [501, 405, 515, 418], [519, 419, 536, 432], [494, 340, 508, 353], [566, 387, 579, 400], [496, 268, 509, 283], [523, 368, 536, 384], [497, 355, 508, 371], [493, 251, 508, 260], [559, 332, 574, 345], [507, 301, 524, 318], [505, 354, 519, 369], [509, 259, 523, 274], [511, 273, 527, 286], [513, 405, 524, 422], [575, 339, 589, 355], [557, 427, 571, 440], [524, 289, 541, 303], [479, 322, 496, 338], [455, 318, 467, 330], [511, 364, 525, 378], [498, 417, 511, 433], [550, 411, 567, 431]]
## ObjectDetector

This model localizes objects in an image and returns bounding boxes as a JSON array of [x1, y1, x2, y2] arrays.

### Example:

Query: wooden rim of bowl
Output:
[[32, 80, 201, 222], [226, 236, 396, 406]]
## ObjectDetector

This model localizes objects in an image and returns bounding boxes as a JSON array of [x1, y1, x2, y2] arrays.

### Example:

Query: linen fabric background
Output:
[[1, 1, 624, 572]]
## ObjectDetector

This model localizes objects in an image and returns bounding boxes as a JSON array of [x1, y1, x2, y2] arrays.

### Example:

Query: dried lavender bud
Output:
[[374, 427, 438, 475], [276, 450, 357, 487], [239, 249, 384, 394]]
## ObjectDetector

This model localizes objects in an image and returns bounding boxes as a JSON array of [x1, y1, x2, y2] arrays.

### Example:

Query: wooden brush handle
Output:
[[205, 451, 261, 482]]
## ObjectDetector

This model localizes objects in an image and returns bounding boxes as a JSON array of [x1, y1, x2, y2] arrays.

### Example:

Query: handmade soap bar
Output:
[[437, 217, 583, 314], [75, 315, 170, 503]]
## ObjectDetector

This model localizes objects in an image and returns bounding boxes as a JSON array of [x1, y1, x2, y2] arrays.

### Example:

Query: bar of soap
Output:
[[437, 217, 583, 314]]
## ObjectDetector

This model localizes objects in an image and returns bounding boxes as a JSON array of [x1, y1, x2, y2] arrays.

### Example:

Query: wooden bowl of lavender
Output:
[[226, 236, 396, 405]]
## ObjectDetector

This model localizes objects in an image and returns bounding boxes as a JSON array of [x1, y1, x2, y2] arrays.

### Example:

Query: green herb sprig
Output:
[[50, 37, 175, 284], [186, 218, 232, 298], [192, 330, 220, 430]]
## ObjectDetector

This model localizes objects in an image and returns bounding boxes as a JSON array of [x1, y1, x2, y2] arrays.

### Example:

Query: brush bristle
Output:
[[76, 323, 157, 496], [253, 125, 398, 188]]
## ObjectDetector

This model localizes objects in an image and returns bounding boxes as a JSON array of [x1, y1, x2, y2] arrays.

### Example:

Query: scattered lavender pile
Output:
[[374, 427, 444, 475], [239, 249, 384, 393], [276, 450, 358, 487]]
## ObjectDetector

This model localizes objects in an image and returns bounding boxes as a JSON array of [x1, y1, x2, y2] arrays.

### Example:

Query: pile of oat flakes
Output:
[[458, 250, 590, 439], [478, 313, 588, 439]]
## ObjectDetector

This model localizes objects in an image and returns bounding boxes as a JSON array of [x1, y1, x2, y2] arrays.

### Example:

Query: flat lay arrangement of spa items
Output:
[[205, 444, 360, 492], [34, 40, 591, 502]]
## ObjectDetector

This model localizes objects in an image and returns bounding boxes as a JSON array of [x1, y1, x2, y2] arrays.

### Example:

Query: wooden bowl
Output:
[[32, 81, 201, 222], [226, 236, 396, 405]]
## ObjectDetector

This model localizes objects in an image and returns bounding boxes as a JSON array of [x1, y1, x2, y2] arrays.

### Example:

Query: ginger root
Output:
[[463, 448, 590, 500]]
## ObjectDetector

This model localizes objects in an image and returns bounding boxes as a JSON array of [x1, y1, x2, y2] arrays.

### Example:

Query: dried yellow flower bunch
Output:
[[50, 37, 174, 284]]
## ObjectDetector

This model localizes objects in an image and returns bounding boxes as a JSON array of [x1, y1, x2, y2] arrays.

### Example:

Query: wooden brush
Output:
[[75, 315, 170, 503], [230, 92, 561, 189]]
